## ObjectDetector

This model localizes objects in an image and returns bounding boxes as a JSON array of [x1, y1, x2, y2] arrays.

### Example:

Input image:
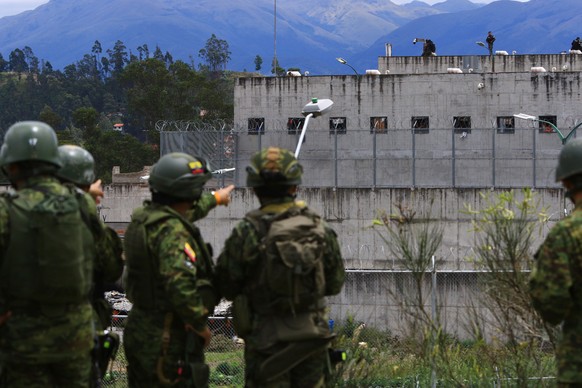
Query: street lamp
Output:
[[514, 113, 582, 144], [336, 57, 359, 77], [295, 98, 334, 158]]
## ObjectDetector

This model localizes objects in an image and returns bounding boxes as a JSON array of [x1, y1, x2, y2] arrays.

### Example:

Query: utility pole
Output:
[[273, 0, 277, 75]]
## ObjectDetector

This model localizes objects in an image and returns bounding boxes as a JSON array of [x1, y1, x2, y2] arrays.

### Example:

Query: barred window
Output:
[[496, 116, 515, 134], [412, 116, 429, 134], [287, 117, 305, 135], [453, 116, 471, 134], [538, 115, 557, 133], [370, 117, 388, 134], [330, 117, 347, 135], [248, 118, 265, 135]]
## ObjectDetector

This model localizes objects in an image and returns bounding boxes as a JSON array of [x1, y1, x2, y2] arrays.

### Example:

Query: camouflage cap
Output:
[[246, 147, 303, 187]]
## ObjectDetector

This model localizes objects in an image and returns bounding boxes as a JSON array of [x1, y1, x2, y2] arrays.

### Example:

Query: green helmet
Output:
[[0, 121, 61, 168], [555, 138, 582, 182], [246, 147, 303, 187], [57, 145, 96, 186], [149, 152, 212, 200]]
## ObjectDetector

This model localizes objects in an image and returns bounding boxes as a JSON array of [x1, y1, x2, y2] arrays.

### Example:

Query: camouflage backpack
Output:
[[245, 205, 327, 314], [0, 188, 91, 305]]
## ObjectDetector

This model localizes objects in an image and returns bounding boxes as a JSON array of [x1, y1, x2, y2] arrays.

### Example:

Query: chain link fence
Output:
[[101, 265, 556, 387], [158, 121, 568, 189]]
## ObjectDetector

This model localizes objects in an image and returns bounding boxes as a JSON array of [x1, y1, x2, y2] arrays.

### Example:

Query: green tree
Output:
[[22, 46, 39, 74], [0, 53, 7, 72], [254, 55, 263, 72], [8, 48, 28, 73], [153, 45, 164, 61], [85, 130, 158, 183], [198, 34, 231, 72], [73, 106, 100, 132], [39, 105, 62, 130], [107, 40, 128, 73], [119, 58, 171, 130], [271, 57, 285, 76]]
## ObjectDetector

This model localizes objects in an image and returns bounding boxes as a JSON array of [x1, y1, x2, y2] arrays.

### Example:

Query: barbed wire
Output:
[[156, 116, 582, 133], [155, 120, 234, 132]]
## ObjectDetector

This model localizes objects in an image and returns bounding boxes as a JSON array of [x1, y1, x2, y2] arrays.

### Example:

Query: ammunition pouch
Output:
[[255, 311, 335, 383], [256, 312, 331, 350], [156, 323, 210, 388], [232, 294, 252, 339], [257, 336, 335, 383]]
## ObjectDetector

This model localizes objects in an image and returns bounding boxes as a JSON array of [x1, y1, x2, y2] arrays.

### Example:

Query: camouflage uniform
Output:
[[188, 192, 219, 222], [123, 153, 217, 388], [530, 204, 582, 385], [530, 138, 582, 386], [215, 147, 345, 387], [0, 178, 94, 387], [57, 144, 124, 331]]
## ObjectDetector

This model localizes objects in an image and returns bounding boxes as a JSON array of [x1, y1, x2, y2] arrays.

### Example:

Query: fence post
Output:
[[412, 130, 416, 187], [452, 127, 456, 187], [430, 255, 437, 388]]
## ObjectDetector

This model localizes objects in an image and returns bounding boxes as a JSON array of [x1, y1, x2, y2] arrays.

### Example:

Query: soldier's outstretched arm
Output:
[[187, 185, 234, 222]]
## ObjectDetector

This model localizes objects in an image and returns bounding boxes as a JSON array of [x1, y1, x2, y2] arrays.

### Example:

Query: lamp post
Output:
[[514, 113, 582, 144], [295, 98, 334, 158], [336, 57, 359, 77]]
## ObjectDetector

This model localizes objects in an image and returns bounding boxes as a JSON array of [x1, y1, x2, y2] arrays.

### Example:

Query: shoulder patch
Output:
[[184, 242, 197, 263]]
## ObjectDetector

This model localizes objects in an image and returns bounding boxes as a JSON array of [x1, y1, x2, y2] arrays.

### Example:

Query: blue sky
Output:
[[0, 0, 530, 19]]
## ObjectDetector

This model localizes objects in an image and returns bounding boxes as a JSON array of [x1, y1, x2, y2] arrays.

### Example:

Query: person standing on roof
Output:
[[486, 31, 496, 56]]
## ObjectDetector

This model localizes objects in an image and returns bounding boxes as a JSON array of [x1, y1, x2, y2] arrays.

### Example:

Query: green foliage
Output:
[[328, 319, 556, 387], [254, 55, 263, 72], [0, 40, 236, 184], [464, 188, 556, 385], [198, 34, 231, 73]]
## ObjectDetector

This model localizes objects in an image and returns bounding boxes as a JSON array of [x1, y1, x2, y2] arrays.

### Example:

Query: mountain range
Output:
[[0, 0, 579, 75]]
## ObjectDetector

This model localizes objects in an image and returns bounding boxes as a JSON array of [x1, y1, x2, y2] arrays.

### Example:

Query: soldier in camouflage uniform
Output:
[[57, 145, 124, 384], [0, 122, 94, 387], [530, 138, 582, 387], [123, 152, 218, 388], [215, 146, 345, 387], [58, 145, 124, 330]]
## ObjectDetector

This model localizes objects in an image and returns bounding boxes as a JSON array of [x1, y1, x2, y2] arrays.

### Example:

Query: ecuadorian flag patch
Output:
[[184, 242, 197, 263]]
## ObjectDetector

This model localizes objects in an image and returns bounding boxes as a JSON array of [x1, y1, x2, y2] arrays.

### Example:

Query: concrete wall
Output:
[[234, 72, 582, 131], [101, 185, 567, 270], [102, 184, 566, 336], [230, 70, 582, 189], [377, 53, 582, 75]]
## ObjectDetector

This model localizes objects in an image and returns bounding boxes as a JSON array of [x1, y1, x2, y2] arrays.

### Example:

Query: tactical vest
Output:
[[124, 204, 216, 312], [0, 186, 92, 306], [245, 205, 327, 316]]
